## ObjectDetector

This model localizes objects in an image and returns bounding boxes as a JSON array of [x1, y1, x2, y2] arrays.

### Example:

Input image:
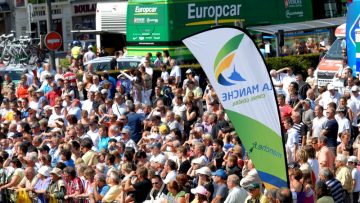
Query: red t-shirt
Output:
[[46, 89, 62, 106]]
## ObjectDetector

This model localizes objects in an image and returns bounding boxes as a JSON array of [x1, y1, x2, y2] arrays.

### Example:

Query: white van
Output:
[[316, 24, 346, 87]]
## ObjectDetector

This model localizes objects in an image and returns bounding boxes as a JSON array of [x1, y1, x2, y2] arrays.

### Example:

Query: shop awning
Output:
[[248, 16, 346, 34], [0, 3, 10, 13]]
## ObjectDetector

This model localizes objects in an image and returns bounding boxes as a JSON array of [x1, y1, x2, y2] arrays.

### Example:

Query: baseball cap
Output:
[[211, 169, 227, 180], [2, 98, 9, 103], [196, 167, 211, 176], [351, 86, 359, 92], [327, 83, 335, 90], [121, 126, 131, 134], [191, 185, 208, 196], [348, 155, 358, 164], [191, 158, 206, 167], [244, 183, 260, 191]]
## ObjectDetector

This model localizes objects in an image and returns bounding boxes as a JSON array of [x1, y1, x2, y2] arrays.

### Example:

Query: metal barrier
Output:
[[4, 189, 94, 203]]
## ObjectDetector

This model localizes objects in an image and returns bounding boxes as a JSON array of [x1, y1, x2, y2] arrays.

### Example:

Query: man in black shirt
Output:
[[124, 166, 152, 203]]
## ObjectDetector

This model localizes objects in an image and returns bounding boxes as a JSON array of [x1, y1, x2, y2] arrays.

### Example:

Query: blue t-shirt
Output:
[[96, 184, 110, 203], [98, 136, 110, 151], [126, 112, 144, 143], [64, 159, 75, 167]]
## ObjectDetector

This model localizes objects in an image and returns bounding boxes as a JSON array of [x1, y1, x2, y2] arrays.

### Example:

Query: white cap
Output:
[[192, 158, 206, 167], [38, 166, 50, 177], [327, 83, 335, 90], [348, 155, 358, 163], [154, 155, 167, 165], [196, 167, 211, 176], [351, 86, 359, 92]]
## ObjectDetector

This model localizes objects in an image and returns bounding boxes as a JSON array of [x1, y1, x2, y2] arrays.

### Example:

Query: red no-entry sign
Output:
[[44, 31, 62, 51]]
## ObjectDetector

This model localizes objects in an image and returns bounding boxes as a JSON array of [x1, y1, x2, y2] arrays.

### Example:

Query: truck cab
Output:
[[316, 24, 346, 87]]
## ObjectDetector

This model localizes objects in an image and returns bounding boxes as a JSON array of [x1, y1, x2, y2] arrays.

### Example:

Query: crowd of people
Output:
[[0, 43, 356, 203]]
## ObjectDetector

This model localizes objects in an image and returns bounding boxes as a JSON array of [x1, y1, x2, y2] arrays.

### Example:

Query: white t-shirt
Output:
[[312, 116, 327, 138], [336, 115, 351, 135], [170, 65, 181, 81], [279, 73, 295, 96], [308, 158, 319, 181], [48, 113, 65, 126], [81, 100, 94, 114], [319, 91, 342, 109], [352, 168, 360, 192], [161, 71, 170, 82], [271, 75, 284, 94], [348, 96, 360, 126], [145, 67, 153, 77], [286, 128, 299, 162], [86, 129, 99, 151]]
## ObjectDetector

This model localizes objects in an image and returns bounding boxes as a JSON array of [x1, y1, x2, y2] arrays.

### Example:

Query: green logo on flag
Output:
[[214, 34, 246, 86]]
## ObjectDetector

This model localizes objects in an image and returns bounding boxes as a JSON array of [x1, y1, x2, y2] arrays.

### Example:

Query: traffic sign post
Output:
[[44, 31, 62, 51], [46, 0, 56, 71]]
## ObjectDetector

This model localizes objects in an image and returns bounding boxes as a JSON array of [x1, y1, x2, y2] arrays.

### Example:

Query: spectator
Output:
[[102, 171, 121, 202], [334, 154, 352, 201], [224, 174, 247, 203], [319, 167, 344, 203], [90, 173, 110, 203], [211, 169, 228, 203], [123, 166, 152, 203], [63, 166, 84, 201]]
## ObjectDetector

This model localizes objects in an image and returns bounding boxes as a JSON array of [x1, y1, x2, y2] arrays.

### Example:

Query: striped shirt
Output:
[[293, 122, 307, 146], [326, 178, 344, 203]]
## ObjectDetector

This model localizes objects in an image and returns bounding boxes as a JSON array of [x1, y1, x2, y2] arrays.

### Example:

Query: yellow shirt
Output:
[[102, 185, 121, 203], [336, 166, 353, 193], [82, 150, 98, 165], [71, 46, 81, 59]]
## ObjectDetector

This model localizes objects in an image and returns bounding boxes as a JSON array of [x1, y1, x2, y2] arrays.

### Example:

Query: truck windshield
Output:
[[324, 38, 344, 60]]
